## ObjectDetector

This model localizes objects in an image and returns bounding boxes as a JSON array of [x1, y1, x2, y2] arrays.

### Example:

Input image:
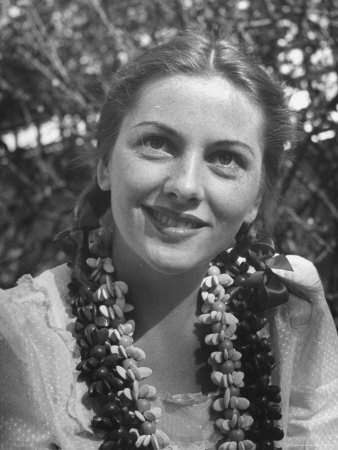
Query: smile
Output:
[[143, 206, 207, 233]]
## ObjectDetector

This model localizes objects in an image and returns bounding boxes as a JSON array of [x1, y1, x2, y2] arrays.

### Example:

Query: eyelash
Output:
[[139, 134, 172, 152], [208, 151, 236, 166], [208, 150, 245, 173]]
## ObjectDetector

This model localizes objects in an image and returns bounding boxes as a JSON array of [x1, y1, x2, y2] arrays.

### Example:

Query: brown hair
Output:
[[76, 30, 298, 234]]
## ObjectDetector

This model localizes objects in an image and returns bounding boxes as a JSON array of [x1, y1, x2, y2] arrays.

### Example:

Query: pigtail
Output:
[[74, 179, 110, 230]]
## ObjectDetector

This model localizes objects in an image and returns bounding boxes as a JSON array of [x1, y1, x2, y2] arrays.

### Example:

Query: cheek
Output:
[[108, 156, 164, 230], [211, 177, 261, 227], [110, 151, 164, 196]]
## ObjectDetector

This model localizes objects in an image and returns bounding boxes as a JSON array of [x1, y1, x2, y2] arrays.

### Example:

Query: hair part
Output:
[[77, 30, 299, 235]]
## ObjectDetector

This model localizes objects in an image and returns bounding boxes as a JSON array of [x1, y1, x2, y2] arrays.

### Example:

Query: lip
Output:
[[143, 205, 208, 238]]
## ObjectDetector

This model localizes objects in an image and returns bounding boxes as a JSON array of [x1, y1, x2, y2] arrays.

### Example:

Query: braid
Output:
[[75, 180, 110, 230], [234, 223, 257, 257]]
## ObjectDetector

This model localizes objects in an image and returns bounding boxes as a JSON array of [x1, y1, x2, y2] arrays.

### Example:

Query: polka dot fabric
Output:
[[0, 260, 338, 449]]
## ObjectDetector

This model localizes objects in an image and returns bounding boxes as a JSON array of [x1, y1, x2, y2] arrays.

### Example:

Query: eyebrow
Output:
[[132, 120, 255, 155], [132, 121, 181, 139]]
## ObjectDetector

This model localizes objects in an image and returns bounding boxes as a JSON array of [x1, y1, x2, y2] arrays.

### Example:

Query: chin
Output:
[[146, 249, 210, 276]]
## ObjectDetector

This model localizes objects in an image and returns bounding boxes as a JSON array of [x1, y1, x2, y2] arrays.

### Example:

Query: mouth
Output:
[[143, 206, 207, 231]]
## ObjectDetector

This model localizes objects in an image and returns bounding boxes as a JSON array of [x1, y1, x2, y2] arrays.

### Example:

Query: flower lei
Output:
[[56, 214, 293, 450]]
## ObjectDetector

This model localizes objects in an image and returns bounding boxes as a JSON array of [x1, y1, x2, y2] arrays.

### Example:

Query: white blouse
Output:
[[0, 257, 338, 450]]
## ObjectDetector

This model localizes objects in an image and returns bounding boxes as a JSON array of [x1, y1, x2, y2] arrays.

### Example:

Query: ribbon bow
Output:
[[242, 238, 294, 311]]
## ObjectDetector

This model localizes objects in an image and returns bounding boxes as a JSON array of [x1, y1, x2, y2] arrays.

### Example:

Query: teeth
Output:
[[166, 217, 178, 227], [152, 210, 196, 229]]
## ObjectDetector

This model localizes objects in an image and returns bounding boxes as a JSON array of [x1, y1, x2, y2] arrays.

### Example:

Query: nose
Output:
[[162, 152, 204, 203]]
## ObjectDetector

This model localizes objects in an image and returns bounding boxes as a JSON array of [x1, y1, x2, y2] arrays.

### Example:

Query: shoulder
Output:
[[1, 264, 71, 301], [271, 254, 324, 301], [270, 255, 327, 327], [0, 264, 72, 357], [33, 263, 72, 301]]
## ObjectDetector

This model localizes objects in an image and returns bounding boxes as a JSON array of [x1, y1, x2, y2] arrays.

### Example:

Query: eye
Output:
[[134, 132, 175, 160], [141, 135, 169, 151], [208, 151, 237, 167], [211, 152, 234, 166], [207, 149, 246, 178]]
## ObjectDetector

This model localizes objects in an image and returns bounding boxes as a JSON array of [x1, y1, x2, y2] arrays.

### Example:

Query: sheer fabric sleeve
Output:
[[0, 281, 61, 449], [269, 255, 338, 450], [0, 267, 101, 450]]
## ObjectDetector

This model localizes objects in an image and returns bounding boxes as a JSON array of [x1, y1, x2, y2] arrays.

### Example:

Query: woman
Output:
[[1, 31, 338, 450]]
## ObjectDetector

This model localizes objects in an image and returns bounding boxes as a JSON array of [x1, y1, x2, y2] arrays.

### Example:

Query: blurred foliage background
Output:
[[1, 0, 338, 326]]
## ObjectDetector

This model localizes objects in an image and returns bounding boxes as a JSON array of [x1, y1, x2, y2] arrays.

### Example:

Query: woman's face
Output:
[[98, 75, 264, 274]]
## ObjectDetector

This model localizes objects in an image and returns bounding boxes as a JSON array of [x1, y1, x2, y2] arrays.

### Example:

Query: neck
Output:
[[112, 232, 212, 393], [112, 233, 208, 337]]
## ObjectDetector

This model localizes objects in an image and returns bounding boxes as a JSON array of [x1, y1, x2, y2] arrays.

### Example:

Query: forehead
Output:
[[123, 75, 264, 145]]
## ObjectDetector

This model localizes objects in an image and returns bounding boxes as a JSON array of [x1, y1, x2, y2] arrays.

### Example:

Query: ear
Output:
[[243, 189, 262, 224], [97, 158, 111, 191]]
